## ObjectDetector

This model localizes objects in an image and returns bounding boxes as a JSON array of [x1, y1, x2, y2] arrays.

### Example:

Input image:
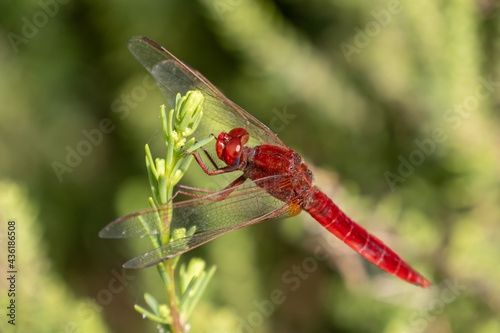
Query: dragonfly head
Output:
[[216, 128, 249, 166]]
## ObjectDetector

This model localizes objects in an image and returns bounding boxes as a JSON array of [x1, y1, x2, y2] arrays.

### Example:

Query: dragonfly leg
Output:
[[200, 146, 220, 170], [160, 186, 218, 203], [170, 176, 248, 203], [170, 186, 218, 200], [214, 175, 247, 200], [182, 147, 239, 175], [182, 175, 249, 202], [176, 184, 218, 194]]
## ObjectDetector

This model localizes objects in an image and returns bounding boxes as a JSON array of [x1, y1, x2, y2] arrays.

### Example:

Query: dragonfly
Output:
[[99, 36, 430, 288]]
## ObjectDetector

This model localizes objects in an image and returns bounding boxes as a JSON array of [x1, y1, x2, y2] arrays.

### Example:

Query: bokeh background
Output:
[[1, 0, 500, 332]]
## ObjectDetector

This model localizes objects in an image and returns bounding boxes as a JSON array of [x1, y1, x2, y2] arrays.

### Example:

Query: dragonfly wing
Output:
[[99, 175, 295, 239], [127, 36, 285, 149], [123, 228, 233, 268], [123, 202, 290, 269]]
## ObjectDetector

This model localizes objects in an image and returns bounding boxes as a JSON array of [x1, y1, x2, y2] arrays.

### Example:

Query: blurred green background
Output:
[[1, 0, 500, 332]]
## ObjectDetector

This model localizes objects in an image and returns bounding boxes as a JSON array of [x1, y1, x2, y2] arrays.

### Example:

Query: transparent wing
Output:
[[127, 36, 286, 150], [99, 175, 296, 240], [123, 204, 290, 269]]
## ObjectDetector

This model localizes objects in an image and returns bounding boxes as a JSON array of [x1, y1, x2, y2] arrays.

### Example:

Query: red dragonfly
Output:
[[99, 36, 430, 288]]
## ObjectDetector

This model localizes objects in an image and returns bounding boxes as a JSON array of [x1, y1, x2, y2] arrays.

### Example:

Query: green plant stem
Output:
[[164, 261, 182, 333], [161, 189, 182, 332]]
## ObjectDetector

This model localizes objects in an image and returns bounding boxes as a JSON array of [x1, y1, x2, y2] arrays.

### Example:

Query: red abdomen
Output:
[[304, 189, 430, 288]]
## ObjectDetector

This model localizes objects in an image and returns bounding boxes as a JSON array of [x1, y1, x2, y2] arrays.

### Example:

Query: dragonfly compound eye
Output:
[[228, 128, 249, 145], [216, 132, 230, 159], [222, 137, 244, 166]]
